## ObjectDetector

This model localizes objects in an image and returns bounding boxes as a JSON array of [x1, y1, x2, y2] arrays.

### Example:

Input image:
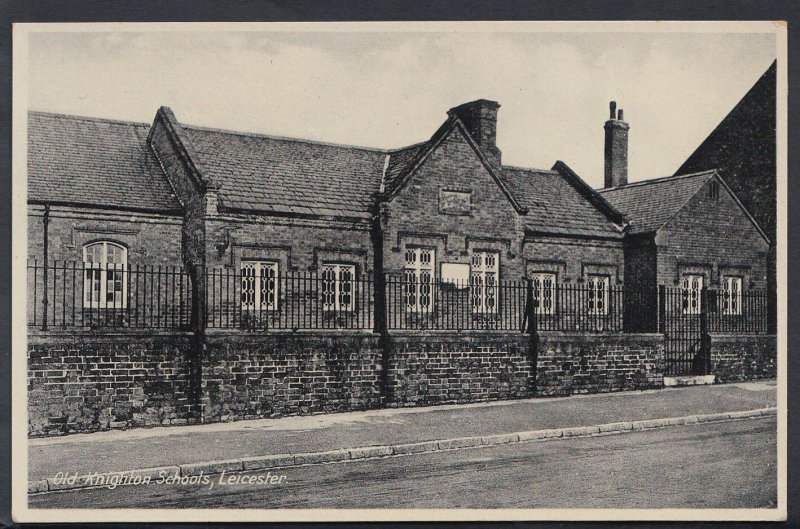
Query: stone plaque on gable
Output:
[[439, 189, 472, 215]]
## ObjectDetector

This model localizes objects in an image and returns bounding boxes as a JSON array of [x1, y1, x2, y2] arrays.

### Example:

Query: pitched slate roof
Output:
[[597, 171, 716, 234], [28, 108, 629, 239], [27, 111, 181, 213], [382, 141, 428, 195], [500, 165, 624, 237], [183, 126, 387, 218]]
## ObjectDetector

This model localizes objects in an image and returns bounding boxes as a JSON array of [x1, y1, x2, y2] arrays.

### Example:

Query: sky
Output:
[[24, 25, 777, 189]]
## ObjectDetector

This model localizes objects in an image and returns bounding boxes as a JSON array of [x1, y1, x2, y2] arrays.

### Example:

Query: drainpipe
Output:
[[41, 204, 50, 331]]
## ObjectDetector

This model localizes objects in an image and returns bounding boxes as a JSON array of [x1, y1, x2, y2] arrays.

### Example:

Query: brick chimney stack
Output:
[[604, 100, 629, 188], [448, 99, 502, 168]]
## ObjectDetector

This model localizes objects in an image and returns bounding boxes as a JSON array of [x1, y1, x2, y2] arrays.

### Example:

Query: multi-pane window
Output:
[[471, 251, 499, 314], [404, 248, 435, 312], [83, 241, 127, 309], [531, 273, 556, 315], [587, 274, 609, 316], [321, 263, 355, 312], [241, 261, 278, 312], [722, 276, 742, 316], [682, 274, 704, 315]]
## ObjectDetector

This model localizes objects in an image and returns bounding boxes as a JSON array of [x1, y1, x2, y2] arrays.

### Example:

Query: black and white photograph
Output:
[[11, 21, 787, 522]]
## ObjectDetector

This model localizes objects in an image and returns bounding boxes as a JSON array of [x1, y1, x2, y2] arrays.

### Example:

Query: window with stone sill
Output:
[[321, 263, 356, 312], [471, 251, 499, 314], [722, 276, 743, 316], [587, 274, 609, 316], [83, 241, 127, 309], [240, 261, 278, 312], [530, 272, 556, 315], [681, 274, 704, 315], [404, 248, 435, 313]]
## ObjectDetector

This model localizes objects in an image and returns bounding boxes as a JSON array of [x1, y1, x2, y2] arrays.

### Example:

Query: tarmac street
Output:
[[29, 416, 776, 509]]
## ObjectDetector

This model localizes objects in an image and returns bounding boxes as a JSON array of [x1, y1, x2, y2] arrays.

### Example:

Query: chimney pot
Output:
[[617, 109, 624, 121], [609, 101, 617, 119]]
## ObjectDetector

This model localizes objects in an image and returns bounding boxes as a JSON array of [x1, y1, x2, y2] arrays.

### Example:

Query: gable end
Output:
[[383, 116, 528, 215]]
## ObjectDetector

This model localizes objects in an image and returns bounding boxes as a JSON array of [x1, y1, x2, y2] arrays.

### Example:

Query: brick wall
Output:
[[205, 215, 374, 272], [523, 236, 624, 285], [28, 328, 676, 436], [27, 205, 184, 266], [655, 178, 769, 290], [147, 110, 209, 272], [382, 126, 525, 278], [535, 332, 664, 396], [201, 332, 383, 422], [710, 333, 777, 383], [386, 332, 532, 406], [28, 332, 194, 436]]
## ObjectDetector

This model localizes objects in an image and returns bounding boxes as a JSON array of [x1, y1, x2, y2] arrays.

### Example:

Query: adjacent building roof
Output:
[[182, 126, 386, 218], [27, 111, 181, 213], [500, 166, 624, 237], [674, 60, 776, 241], [597, 170, 716, 234]]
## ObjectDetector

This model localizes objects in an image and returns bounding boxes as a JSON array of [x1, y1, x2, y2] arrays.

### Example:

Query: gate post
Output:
[[658, 285, 666, 334]]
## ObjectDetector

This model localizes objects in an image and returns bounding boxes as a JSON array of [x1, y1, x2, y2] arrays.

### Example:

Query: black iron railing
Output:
[[659, 286, 769, 376], [27, 261, 193, 330], [27, 262, 769, 335], [205, 269, 375, 331]]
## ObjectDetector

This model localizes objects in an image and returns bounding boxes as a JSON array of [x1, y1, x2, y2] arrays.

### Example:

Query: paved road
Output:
[[30, 417, 776, 509]]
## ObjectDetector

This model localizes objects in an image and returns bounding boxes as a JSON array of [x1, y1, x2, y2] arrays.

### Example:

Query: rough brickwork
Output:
[[382, 126, 526, 278], [710, 333, 777, 383], [523, 236, 624, 285], [205, 215, 374, 272], [535, 332, 664, 396], [655, 178, 769, 289], [201, 332, 383, 422], [604, 118, 629, 188], [147, 108, 210, 272], [28, 333, 194, 437], [386, 332, 532, 406], [27, 205, 184, 266]]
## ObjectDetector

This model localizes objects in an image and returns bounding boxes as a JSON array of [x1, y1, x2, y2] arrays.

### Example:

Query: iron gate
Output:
[[660, 286, 710, 376]]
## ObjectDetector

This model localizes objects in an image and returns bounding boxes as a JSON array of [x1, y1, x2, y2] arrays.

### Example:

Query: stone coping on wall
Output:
[[537, 331, 663, 341], [27, 329, 195, 343], [204, 329, 379, 338], [708, 332, 777, 340]]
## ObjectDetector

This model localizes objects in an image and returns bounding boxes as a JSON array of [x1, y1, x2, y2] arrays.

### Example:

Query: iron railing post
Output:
[[41, 205, 50, 331], [699, 286, 710, 375]]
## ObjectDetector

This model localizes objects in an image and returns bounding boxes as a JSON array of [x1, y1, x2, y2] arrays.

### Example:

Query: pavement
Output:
[[30, 416, 777, 509], [28, 380, 777, 493]]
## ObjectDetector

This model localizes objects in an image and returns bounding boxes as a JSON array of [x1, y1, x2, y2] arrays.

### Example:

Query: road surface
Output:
[[30, 416, 776, 509]]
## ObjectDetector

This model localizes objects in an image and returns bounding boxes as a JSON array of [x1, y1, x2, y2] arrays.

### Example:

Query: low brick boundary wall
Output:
[[710, 333, 777, 383], [536, 332, 665, 396], [28, 332, 194, 436], [201, 332, 383, 422], [385, 332, 532, 406], [35, 330, 782, 436]]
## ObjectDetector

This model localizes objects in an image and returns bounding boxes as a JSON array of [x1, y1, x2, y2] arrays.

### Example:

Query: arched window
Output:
[[83, 241, 127, 309]]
